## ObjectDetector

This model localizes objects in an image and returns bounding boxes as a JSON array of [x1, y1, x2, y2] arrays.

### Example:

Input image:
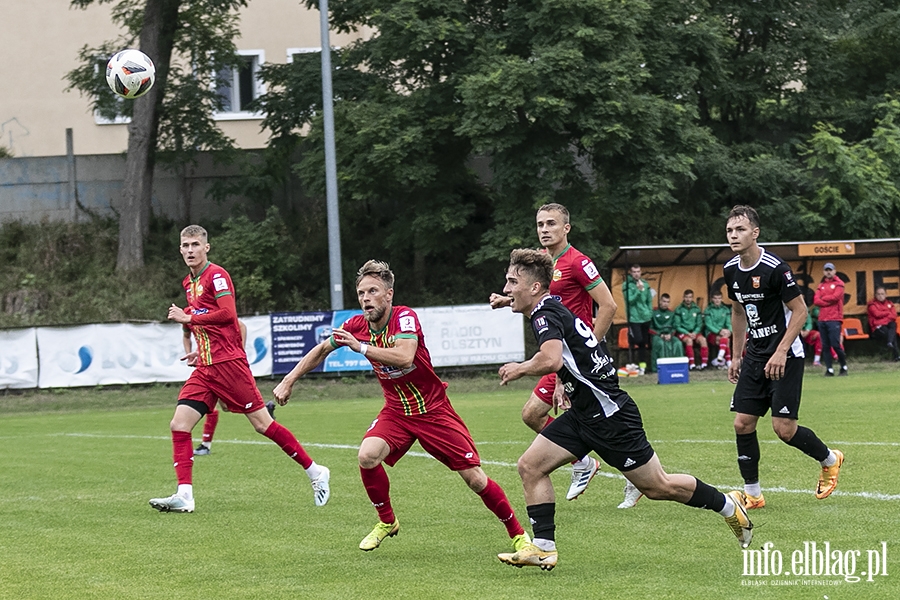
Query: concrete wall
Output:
[[0, 151, 282, 224]]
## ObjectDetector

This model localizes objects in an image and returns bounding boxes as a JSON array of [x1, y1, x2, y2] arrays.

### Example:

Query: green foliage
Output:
[[0, 145, 13, 158]]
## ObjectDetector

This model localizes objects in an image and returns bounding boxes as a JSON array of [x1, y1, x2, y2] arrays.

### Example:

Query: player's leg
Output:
[[149, 401, 205, 513], [696, 332, 709, 369], [497, 434, 574, 570], [622, 454, 753, 549], [679, 334, 696, 368], [358, 434, 401, 550], [194, 407, 218, 455], [770, 359, 843, 499], [522, 391, 554, 434], [244, 407, 330, 506], [730, 358, 768, 508], [819, 321, 839, 374], [457, 466, 528, 548]]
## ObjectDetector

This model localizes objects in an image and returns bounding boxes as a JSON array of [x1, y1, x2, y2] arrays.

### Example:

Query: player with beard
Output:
[[495, 249, 752, 570], [724, 205, 844, 509], [274, 260, 529, 554]]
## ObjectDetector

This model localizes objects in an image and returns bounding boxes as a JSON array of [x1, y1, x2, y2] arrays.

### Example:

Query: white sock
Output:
[[718, 493, 736, 517], [201, 441, 211, 449], [820, 451, 837, 468], [533, 538, 557, 551], [717, 349, 725, 361], [305, 462, 323, 480], [177, 484, 193, 500], [744, 482, 761, 497], [571, 456, 592, 470]]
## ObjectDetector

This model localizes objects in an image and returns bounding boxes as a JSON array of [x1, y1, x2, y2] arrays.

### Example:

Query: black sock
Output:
[[685, 478, 726, 512], [526, 502, 556, 542], [786, 425, 830, 462], [736, 431, 760, 484]]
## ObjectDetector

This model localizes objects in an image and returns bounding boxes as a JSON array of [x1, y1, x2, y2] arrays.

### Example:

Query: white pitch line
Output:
[[51, 432, 900, 502]]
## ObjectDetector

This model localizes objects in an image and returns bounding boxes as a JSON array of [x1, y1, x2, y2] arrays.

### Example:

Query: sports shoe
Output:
[[311, 466, 331, 506], [497, 542, 558, 571], [149, 493, 195, 513], [617, 480, 643, 509], [816, 449, 844, 499], [742, 492, 766, 510], [724, 491, 753, 549], [359, 520, 399, 551], [511, 533, 532, 552], [566, 457, 599, 500], [193, 444, 210, 456], [825, 368, 834, 377], [266, 400, 277, 419], [838, 366, 848, 377]]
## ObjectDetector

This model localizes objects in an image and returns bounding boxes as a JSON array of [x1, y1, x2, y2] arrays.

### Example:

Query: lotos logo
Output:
[[55, 346, 94, 374]]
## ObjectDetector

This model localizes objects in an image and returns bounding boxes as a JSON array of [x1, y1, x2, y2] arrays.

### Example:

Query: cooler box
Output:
[[657, 357, 689, 384]]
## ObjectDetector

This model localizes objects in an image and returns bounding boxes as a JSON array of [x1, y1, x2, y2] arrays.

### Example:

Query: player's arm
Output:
[[168, 293, 237, 326], [273, 339, 337, 405], [728, 302, 747, 384], [489, 293, 513, 310], [498, 339, 563, 385], [588, 281, 617, 340], [332, 328, 417, 369]]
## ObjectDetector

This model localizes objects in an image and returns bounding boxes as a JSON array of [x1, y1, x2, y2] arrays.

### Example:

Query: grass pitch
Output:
[[0, 368, 896, 599]]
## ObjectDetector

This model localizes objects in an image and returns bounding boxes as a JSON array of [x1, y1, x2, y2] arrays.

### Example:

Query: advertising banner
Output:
[[37, 323, 187, 388], [417, 304, 525, 367], [324, 310, 371, 373], [242, 315, 272, 378], [0, 328, 39, 389], [270, 311, 332, 375]]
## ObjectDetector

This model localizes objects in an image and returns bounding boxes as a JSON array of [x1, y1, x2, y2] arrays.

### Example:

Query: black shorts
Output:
[[540, 398, 655, 471], [731, 356, 804, 420]]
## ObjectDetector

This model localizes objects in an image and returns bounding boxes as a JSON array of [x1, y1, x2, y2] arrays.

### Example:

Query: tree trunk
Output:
[[115, 0, 181, 272]]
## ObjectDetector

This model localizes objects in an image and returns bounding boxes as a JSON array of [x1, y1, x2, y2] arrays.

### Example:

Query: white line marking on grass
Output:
[[54, 433, 899, 501]]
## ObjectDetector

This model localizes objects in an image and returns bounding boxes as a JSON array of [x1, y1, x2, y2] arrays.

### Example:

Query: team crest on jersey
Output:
[[582, 261, 599, 279], [784, 271, 796, 286], [534, 316, 549, 333], [752, 276, 761, 288], [552, 268, 562, 282], [188, 282, 204, 301]]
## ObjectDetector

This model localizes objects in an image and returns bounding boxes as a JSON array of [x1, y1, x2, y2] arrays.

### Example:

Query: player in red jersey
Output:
[[273, 260, 530, 554], [489, 203, 630, 503], [149, 225, 330, 513]]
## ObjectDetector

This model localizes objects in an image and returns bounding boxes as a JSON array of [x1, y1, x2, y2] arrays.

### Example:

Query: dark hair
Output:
[[711, 290, 723, 297], [660, 293, 670, 300], [356, 259, 394, 289], [728, 205, 760, 229], [874, 285, 886, 293], [684, 289, 694, 296], [509, 248, 553, 290], [629, 263, 641, 270], [536, 203, 570, 224]]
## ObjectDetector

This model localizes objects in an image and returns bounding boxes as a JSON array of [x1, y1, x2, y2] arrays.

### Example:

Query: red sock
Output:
[[172, 430, 193, 485], [360, 465, 395, 523], [263, 421, 313, 469], [700, 346, 709, 364], [477, 478, 525, 537], [719, 338, 730, 360], [541, 415, 555, 430], [684, 343, 695, 365], [202, 409, 219, 442]]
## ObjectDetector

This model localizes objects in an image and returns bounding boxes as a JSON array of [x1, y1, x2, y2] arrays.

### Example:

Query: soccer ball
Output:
[[106, 49, 155, 99]]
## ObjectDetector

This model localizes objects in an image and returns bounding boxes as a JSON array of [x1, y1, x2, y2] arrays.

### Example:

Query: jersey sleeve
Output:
[[189, 288, 237, 326], [724, 267, 739, 302], [573, 256, 603, 291], [330, 315, 365, 348], [532, 309, 565, 347], [775, 263, 802, 304], [393, 308, 421, 340]]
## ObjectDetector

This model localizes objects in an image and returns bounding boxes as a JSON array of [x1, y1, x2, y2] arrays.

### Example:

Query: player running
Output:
[[274, 260, 530, 554], [149, 225, 330, 513]]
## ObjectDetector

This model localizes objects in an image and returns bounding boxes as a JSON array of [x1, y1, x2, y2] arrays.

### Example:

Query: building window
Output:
[[215, 50, 265, 119]]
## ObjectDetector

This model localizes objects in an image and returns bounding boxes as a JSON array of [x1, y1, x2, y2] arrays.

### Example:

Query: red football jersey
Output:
[[182, 262, 245, 366], [335, 306, 450, 416], [549, 244, 604, 325]]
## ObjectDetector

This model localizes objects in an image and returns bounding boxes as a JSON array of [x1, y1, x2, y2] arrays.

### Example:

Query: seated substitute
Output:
[[704, 291, 732, 368], [867, 285, 900, 361], [674, 289, 708, 370]]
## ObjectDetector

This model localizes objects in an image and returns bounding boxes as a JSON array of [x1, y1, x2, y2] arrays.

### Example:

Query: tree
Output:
[[67, 0, 246, 272]]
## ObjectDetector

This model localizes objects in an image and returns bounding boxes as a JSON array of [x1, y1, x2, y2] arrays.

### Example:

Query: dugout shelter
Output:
[[605, 238, 900, 346]]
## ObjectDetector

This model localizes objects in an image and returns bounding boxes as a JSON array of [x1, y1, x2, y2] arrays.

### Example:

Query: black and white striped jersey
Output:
[[530, 295, 629, 420], [723, 248, 805, 361]]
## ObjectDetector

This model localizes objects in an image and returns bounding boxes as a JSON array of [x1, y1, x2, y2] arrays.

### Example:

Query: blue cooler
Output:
[[657, 357, 689, 384]]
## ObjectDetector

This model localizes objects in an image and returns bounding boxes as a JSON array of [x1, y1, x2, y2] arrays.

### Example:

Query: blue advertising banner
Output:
[[324, 309, 372, 373], [270, 312, 332, 375]]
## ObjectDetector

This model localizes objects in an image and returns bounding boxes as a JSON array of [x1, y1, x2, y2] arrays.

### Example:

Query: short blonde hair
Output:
[[180, 225, 208, 241], [356, 259, 394, 289]]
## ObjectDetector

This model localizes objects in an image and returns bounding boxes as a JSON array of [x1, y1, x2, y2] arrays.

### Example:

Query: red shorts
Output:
[[532, 373, 557, 406], [179, 359, 264, 414], [364, 405, 481, 471]]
